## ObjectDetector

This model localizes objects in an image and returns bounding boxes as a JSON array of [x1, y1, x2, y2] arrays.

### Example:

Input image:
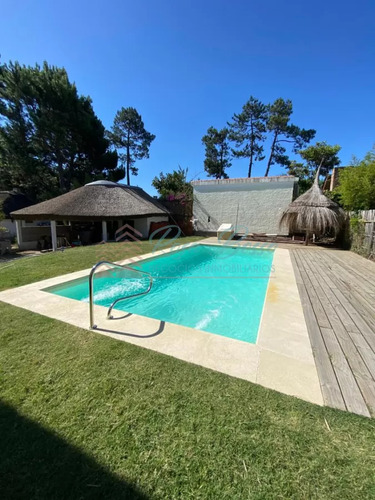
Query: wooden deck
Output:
[[291, 248, 375, 417]]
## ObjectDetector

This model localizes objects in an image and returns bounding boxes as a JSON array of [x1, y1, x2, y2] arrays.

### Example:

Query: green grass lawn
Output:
[[0, 239, 375, 499], [0, 238, 201, 292]]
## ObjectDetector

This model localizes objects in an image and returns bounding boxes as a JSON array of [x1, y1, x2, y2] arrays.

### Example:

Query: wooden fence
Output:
[[360, 209, 375, 257]]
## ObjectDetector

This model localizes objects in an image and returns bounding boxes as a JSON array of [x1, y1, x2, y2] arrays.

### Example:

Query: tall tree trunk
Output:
[[265, 132, 278, 177], [126, 150, 130, 185], [220, 146, 224, 179], [248, 157, 253, 177], [126, 131, 130, 185], [247, 153, 253, 177], [248, 119, 254, 177]]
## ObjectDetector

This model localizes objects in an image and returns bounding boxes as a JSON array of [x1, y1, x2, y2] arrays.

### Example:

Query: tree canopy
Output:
[[0, 61, 120, 201], [285, 141, 342, 194], [202, 127, 231, 179], [286, 161, 314, 194], [205, 96, 316, 178], [337, 149, 375, 210], [228, 96, 267, 177], [152, 166, 192, 200], [299, 141, 341, 179], [265, 98, 316, 176], [109, 107, 155, 185]]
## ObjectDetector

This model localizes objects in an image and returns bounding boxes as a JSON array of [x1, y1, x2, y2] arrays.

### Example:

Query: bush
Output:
[[337, 150, 375, 210], [0, 202, 5, 222], [349, 215, 368, 257]]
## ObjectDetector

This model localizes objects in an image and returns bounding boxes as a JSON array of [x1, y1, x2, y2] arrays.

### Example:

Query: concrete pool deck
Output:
[[0, 239, 323, 406]]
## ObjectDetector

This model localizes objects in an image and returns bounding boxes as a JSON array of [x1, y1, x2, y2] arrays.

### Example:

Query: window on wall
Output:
[[22, 221, 70, 227]]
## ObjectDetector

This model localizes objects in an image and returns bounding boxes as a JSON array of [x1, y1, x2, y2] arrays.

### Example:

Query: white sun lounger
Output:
[[217, 223, 235, 240]]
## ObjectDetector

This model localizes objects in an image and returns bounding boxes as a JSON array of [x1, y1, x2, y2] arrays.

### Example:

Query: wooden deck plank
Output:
[[305, 250, 369, 330], [318, 251, 375, 319], [329, 250, 375, 293], [304, 250, 375, 382], [330, 256, 375, 293], [292, 251, 331, 329], [290, 252, 346, 411], [320, 252, 375, 314], [308, 252, 375, 342], [301, 251, 375, 415], [322, 250, 375, 298], [315, 252, 375, 353], [298, 250, 374, 415], [303, 251, 375, 374], [291, 248, 375, 417], [320, 328, 370, 417], [337, 288, 375, 328], [316, 252, 375, 307]]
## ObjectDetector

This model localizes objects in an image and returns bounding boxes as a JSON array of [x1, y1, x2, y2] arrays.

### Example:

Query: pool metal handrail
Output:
[[89, 260, 153, 329]]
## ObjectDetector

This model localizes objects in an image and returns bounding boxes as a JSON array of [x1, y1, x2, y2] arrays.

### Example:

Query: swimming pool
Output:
[[46, 244, 274, 343]]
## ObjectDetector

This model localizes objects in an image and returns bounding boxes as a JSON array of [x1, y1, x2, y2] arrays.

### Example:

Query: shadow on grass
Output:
[[0, 401, 149, 499], [0, 253, 39, 273]]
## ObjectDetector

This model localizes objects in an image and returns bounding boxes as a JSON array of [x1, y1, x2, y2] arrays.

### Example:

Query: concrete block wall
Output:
[[192, 176, 297, 235]]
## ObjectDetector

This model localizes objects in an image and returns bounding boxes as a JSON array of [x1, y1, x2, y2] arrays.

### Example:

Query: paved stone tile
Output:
[[257, 349, 324, 405]]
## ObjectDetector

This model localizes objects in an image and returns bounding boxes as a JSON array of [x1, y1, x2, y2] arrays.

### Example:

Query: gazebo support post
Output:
[[304, 231, 310, 246], [15, 220, 23, 249], [102, 221, 108, 242], [51, 220, 57, 251]]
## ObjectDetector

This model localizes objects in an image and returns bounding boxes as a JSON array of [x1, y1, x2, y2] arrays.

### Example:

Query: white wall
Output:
[[0, 219, 16, 237], [16, 222, 71, 250], [133, 216, 169, 238], [13, 217, 170, 249], [192, 177, 297, 235]]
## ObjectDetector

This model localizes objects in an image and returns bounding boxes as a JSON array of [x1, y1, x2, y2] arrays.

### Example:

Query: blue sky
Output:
[[2, 0, 374, 194]]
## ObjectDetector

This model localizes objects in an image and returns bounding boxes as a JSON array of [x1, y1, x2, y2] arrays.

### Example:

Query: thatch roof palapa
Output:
[[279, 166, 345, 244], [11, 181, 169, 222]]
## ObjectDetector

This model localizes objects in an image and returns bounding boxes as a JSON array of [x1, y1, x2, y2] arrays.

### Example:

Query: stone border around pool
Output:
[[0, 238, 323, 406]]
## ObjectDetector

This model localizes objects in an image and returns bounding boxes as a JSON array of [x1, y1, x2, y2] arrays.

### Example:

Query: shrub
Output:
[[337, 150, 375, 210], [349, 215, 368, 257]]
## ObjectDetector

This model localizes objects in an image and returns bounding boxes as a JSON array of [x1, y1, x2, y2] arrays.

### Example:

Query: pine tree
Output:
[[265, 98, 315, 176], [109, 107, 155, 185], [202, 127, 231, 179], [228, 96, 267, 177]]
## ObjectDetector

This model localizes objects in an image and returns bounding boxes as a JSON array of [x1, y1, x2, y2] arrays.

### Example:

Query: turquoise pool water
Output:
[[46, 244, 274, 343]]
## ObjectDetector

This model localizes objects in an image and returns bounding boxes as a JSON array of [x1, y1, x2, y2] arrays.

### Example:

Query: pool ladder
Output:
[[89, 261, 153, 329]]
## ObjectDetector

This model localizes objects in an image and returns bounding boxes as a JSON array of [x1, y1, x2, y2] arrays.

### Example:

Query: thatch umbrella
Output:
[[279, 165, 345, 245]]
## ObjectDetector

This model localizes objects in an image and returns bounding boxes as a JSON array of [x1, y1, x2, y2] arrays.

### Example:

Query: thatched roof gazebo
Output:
[[279, 171, 345, 245], [11, 180, 169, 251], [11, 181, 168, 221]]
